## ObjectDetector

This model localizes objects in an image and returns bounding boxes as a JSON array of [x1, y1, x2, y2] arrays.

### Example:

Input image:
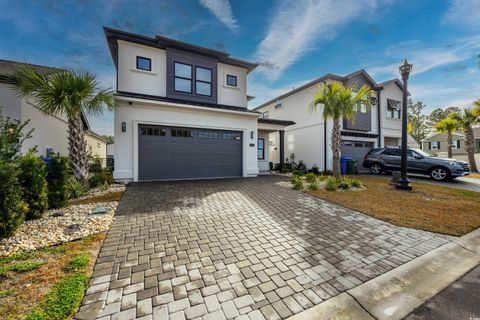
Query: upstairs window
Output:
[[275, 103, 282, 109], [262, 111, 269, 119], [356, 102, 367, 113], [226, 74, 237, 87], [136, 56, 151, 71], [174, 62, 192, 93], [387, 99, 401, 119], [195, 67, 212, 96]]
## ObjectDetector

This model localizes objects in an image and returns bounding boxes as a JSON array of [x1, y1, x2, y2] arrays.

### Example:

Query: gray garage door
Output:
[[139, 125, 242, 181], [341, 140, 374, 172]]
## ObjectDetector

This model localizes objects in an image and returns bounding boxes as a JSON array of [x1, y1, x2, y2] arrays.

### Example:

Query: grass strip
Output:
[[63, 254, 90, 272], [0, 261, 45, 278]]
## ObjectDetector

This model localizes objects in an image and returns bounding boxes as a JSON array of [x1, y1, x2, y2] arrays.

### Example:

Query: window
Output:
[[198, 130, 219, 139], [174, 62, 192, 93], [429, 141, 440, 150], [274, 103, 282, 109], [140, 127, 166, 136], [222, 132, 241, 140], [452, 140, 460, 149], [262, 111, 269, 119], [387, 99, 401, 119], [382, 148, 401, 156], [226, 74, 237, 87], [136, 56, 151, 71], [359, 102, 367, 113], [257, 138, 265, 160], [171, 129, 193, 138], [195, 67, 212, 96]]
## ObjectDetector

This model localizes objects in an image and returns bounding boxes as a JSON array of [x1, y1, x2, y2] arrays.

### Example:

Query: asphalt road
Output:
[[404, 266, 480, 320]]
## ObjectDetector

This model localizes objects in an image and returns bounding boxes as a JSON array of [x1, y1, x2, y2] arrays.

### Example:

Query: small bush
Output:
[[350, 178, 362, 188], [305, 173, 317, 183], [0, 161, 27, 238], [65, 176, 88, 199], [18, 152, 48, 220], [311, 165, 320, 175], [292, 176, 304, 190], [325, 176, 338, 191], [64, 254, 90, 272], [292, 170, 305, 177], [338, 178, 351, 190], [88, 169, 114, 188], [48, 155, 70, 209], [307, 180, 320, 191]]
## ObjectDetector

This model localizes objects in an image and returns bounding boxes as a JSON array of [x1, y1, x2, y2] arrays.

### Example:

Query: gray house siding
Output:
[[342, 73, 372, 132], [166, 48, 218, 105]]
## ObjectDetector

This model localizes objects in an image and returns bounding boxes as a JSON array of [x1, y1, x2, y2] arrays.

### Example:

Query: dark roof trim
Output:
[[115, 91, 257, 113], [345, 69, 378, 87], [258, 118, 295, 126], [104, 27, 258, 73], [341, 131, 378, 138]]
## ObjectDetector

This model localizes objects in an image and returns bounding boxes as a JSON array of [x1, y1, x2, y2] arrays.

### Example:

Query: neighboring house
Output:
[[106, 143, 114, 168], [253, 70, 418, 171], [0, 59, 107, 162], [104, 27, 293, 182], [421, 127, 480, 155]]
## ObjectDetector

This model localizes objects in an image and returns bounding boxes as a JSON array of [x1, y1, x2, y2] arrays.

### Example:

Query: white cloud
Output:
[[368, 37, 480, 77], [410, 83, 480, 110], [254, 0, 380, 81], [199, 0, 238, 31], [443, 0, 480, 27]]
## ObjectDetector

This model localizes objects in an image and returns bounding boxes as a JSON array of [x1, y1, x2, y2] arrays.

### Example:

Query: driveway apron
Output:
[[77, 176, 453, 320]]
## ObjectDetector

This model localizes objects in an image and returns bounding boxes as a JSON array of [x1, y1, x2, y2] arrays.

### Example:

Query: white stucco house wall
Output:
[[0, 59, 107, 161], [104, 27, 293, 182], [253, 70, 416, 172]]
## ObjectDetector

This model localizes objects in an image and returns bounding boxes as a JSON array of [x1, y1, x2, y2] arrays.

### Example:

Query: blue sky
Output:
[[1, 0, 479, 135]]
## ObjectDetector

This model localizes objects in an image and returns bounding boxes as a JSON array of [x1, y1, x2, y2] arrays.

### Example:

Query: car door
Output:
[[380, 148, 401, 170], [407, 150, 425, 173]]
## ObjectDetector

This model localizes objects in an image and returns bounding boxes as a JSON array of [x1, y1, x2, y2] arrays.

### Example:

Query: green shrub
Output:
[[63, 254, 90, 272], [48, 155, 70, 209], [338, 178, 351, 190], [311, 165, 320, 175], [0, 261, 45, 277], [307, 180, 320, 191], [88, 169, 114, 188], [292, 176, 304, 190], [350, 178, 362, 188], [292, 170, 305, 176], [325, 176, 338, 191], [65, 176, 88, 199], [0, 114, 33, 162], [305, 173, 317, 183], [0, 161, 27, 238], [18, 152, 48, 220]]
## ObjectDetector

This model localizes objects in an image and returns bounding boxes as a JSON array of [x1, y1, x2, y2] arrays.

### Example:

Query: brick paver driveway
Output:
[[77, 176, 453, 320]]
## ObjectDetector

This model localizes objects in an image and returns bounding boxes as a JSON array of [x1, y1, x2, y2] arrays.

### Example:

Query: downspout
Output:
[[377, 88, 382, 147], [321, 81, 328, 171]]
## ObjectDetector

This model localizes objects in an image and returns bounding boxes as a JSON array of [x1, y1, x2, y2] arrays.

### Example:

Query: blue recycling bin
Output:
[[340, 156, 351, 175], [40, 156, 52, 183]]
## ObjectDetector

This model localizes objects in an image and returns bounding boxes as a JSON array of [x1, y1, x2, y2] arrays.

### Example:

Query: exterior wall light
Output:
[[122, 122, 126, 132]]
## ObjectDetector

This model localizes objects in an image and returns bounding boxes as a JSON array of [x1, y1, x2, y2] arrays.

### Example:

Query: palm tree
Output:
[[311, 82, 372, 178], [13, 67, 114, 181], [449, 104, 480, 172], [434, 117, 459, 159]]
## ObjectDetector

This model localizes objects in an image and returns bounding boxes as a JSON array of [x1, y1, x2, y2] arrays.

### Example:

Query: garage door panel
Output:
[[341, 140, 374, 173], [139, 125, 242, 180]]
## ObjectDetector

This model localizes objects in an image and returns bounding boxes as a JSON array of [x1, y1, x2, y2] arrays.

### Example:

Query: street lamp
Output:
[[396, 59, 413, 190]]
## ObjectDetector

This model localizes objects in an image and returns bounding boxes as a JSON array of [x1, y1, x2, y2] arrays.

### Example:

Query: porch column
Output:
[[279, 130, 285, 168]]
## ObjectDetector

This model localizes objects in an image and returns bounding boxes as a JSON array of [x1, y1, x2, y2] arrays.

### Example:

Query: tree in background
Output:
[[0, 109, 33, 161], [13, 67, 114, 182], [311, 83, 371, 178], [407, 99, 429, 144], [428, 106, 462, 127], [434, 118, 460, 158], [449, 104, 480, 172], [102, 135, 114, 144]]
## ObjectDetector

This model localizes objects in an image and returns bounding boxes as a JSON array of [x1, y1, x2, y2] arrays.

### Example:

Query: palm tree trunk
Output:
[[464, 127, 478, 172], [447, 131, 452, 159], [67, 111, 89, 181], [331, 117, 341, 178]]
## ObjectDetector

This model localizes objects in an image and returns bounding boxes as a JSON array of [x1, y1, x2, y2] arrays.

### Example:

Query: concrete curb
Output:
[[287, 228, 480, 320]]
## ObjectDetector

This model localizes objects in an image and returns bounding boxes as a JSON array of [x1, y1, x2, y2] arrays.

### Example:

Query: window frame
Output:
[[173, 62, 193, 94], [195, 66, 213, 97], [257, 138, 265, 160], [262, 111, 269, 119], [386, 99, 401, 119], [274, 103, 283, 110], [226, 74, 237, 87], [136, 56, 152, 71]]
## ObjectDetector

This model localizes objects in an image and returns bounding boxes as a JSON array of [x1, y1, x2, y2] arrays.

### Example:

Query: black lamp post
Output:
[[396, 59, 413, 190]]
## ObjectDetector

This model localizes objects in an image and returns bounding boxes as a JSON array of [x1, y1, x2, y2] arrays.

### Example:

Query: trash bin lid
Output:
[[341, 156, 352, 160]]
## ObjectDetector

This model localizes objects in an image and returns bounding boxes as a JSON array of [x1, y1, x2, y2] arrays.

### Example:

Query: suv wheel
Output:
[[370, 163, 383, 175], [430, 167, 450, 181]]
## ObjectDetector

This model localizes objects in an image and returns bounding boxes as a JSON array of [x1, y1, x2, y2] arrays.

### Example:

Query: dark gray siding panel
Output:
[[343, 108, 372, 132], [138, 125, 242, 180], [166, 48, 218, 105]]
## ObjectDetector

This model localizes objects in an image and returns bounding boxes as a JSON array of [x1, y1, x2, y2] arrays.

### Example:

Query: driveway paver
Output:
[[78, 176, 453, 320]]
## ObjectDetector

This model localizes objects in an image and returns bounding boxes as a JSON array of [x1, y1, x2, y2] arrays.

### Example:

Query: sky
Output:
[[0, 0, 479, 136]]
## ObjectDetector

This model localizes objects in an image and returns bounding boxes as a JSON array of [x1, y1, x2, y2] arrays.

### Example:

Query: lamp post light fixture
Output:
[[396, 59, 413, 191]]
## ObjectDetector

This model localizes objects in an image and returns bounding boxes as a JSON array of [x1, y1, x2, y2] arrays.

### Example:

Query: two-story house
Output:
[[104, 27, 293, 182], [253, 70, 418, 172]]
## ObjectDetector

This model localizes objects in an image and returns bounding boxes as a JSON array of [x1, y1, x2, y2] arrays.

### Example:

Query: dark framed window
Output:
[[136, 56, 151, 71], [275, 103, 282, 109], [174, 62, 193, 93], [140, 126, 166, 136], [171, 129, 193, 138], [257, 138, 265, 160], [195, 66, 212, 96], [387, 99, 401, 119], [382, 148, 401, 156], [226, 74, 237, 87]]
